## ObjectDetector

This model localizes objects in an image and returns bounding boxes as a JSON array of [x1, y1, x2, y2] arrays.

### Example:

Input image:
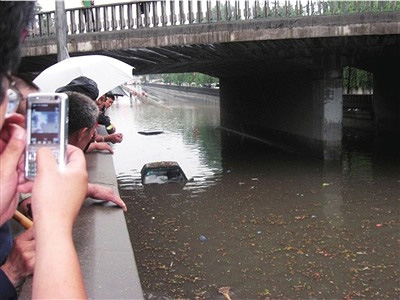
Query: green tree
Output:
[[158, 73, 218, 86], [343, 66, 373, 93]]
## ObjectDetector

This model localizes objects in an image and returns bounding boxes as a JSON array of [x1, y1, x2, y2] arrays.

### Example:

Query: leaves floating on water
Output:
[[218, 286, 232, 300]]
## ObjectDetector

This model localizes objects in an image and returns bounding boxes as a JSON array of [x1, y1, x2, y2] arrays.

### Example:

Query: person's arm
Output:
[[106, 124, 116, 134], [30, 146, 88, 299], [98, 113, 116, 134], [96, 133, 123, 144], [87, 183, 127, 211], [85, 141, 113, 154]]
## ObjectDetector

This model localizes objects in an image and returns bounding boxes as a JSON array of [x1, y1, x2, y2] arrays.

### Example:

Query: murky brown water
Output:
[[109, 87, 399, 299]]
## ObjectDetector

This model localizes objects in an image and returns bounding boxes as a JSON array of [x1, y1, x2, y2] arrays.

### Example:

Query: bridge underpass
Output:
[[20, 11, 400, 159]]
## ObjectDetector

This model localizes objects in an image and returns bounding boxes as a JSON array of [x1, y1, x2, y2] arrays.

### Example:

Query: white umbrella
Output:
[[33, 55, 134, 97]]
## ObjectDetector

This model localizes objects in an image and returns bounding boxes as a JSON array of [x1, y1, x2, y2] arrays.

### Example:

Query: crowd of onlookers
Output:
[[0, 2, 127, 298]]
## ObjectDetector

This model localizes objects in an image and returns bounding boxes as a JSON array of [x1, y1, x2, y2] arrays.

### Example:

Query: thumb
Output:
[[36, 147, 57, 174]]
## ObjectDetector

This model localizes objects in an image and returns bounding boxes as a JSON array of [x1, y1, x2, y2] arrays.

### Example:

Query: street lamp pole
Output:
[[55, 0, 68, 61]]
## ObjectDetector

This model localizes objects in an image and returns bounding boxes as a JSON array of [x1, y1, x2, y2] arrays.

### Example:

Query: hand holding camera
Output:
[[24, 93, 69, 180]]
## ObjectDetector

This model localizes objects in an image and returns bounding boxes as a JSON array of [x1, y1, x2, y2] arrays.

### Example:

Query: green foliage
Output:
[[326, 0, 400, 14], [154, 73, 219, 86], [343, 66, 373, 92]]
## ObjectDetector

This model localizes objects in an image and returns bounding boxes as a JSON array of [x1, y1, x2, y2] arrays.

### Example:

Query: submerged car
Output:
[[141, 161, 188, 184]]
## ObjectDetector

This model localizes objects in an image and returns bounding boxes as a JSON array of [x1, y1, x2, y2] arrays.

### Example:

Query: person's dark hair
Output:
[[0, 1, 36, 104], [105, 92, 115, 100], [65, 91, 99, 134], [12, 73, 40, 92], [56, 76, 99, 101]]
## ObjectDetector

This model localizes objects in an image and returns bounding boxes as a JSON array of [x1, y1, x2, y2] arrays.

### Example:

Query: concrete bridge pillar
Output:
[[373, 60, 400, 135], [313, 56, 343, 160], [219, 55, 343, 160]]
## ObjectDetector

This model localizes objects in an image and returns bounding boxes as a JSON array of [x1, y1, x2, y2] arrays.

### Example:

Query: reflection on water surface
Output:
[[108, 90, 399, 299]]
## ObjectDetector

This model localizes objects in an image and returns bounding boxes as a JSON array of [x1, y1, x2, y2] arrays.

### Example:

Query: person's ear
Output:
[[78, 127, 90, 141]]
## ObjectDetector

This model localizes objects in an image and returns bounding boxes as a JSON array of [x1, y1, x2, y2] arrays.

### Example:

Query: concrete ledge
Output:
[[18, 152, 143, 299]]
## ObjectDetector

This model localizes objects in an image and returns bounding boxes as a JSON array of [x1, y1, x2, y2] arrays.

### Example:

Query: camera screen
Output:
[[30, 103, 60, 144]]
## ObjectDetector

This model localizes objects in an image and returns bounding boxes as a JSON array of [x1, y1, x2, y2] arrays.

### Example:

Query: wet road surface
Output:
[[109, 89, 399, 299]]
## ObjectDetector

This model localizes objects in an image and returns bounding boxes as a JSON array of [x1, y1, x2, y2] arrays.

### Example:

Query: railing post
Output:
[[69, 10, 76, 34], [234, 1, 239, 20], [119, 4, 126, 30], [78, 9, 85, 33], [110, 5, 115, 30], [206, 1, 211, 22], [95, 7, 101, 31], [127, 3, 133, 28], [179, 1, 185, 25], [29, 15, 38, 37], [161, 1, 167, 26], [196, 1, 203, 23], [265, 0, 270, 17], [216, 1, 221, 21], [253, 1, 258, 18], [46, 12, 52, 35], [378, 1, 384, 11], [136, 2, 141, 28], [224, 1, 229, 21], [244, 0, 249, 19], [188, 0, 193, 24], [152, 1, 158, 27], [104, 7, 109, 31], [170, 1, 176, 25], [143, 1, 150, 27], [85, 8, 94, 32], [298, 0, 303, 15]]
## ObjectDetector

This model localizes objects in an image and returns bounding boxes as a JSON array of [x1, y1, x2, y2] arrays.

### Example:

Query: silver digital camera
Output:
[[25, 93, 69, 180]]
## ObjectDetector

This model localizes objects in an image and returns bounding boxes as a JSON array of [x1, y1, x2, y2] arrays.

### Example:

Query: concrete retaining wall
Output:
[[18, 150, 143, 299]]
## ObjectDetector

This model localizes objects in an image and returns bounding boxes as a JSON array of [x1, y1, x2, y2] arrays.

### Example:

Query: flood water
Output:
[[109, 87, 399, 299]]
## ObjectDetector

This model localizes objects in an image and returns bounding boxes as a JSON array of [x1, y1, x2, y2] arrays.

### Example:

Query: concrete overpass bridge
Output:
[[20, 0, 400, 159]]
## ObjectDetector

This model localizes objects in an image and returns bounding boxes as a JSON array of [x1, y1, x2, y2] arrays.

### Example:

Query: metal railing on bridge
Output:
[[29, 0, 399, 38]]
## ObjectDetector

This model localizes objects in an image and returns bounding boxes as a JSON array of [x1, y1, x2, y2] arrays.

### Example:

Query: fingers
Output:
[[0, 124, 26, 177], [110, 196, 127, 212], [102, 144, 113, 154], [17, 181, 34, 193], [17, 227, 35, 242], [4, 113, 25, 128], [36, 145, 86, 176], [111, 133, 123, 143]]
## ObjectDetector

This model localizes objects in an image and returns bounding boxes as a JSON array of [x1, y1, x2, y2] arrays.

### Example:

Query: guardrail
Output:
[[143, 82, 220, 97], [29, 0, 399, 37], [343, 94, 373, 110], [343, 94, 374, 120]]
